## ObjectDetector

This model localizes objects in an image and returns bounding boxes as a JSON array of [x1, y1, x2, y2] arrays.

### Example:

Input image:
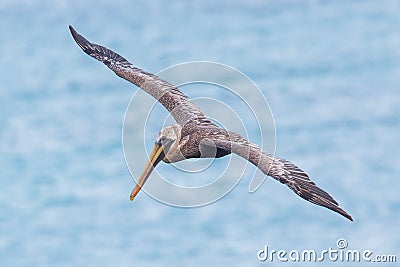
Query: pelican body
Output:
[[69, 25, 352, 221]]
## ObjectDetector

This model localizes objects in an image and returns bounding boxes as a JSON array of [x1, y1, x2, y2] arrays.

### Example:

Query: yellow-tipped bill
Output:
[[130, 142, 166, 201]]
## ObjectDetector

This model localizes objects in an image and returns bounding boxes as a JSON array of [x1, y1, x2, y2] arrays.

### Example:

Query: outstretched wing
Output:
[[69, 25, 214, 127], [211, 132, 353, 221]]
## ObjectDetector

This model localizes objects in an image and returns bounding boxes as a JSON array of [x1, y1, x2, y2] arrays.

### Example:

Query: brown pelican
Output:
[[69, 25, 352, 221]]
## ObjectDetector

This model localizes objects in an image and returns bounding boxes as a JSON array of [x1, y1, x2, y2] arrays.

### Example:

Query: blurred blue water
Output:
[[1, 0, 399, 266]]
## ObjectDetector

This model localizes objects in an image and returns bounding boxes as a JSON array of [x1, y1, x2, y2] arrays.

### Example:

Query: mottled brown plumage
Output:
[[69, 25, 352, 221]]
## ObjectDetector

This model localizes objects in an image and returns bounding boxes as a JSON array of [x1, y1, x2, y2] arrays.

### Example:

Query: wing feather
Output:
[[69, 25, 213, 126], [212, 132, 353, 221]]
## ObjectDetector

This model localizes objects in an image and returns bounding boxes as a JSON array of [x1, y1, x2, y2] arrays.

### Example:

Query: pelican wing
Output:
[[69, 25, 213, 126], [211, 132, 353, 221]]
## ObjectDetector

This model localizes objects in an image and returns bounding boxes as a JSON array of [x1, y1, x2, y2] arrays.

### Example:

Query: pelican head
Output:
[[156, 124, 186, 163], [129, 124, 186, 201]]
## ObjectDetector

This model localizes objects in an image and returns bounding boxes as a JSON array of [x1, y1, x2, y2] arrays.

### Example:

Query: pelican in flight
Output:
[[69, 25, 352, 221]]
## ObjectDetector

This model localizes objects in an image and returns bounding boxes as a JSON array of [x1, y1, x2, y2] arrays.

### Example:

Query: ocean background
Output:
[[1, 0, 399, 266]]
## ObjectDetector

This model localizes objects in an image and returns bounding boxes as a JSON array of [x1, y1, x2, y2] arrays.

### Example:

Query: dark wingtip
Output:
[[322, 198, 353, 221], [328, 197, 353, 221], [343, 211, 353, 221], [68, 25, 92, 53], [337, 208, 353, 221], [68, 25, 79, 42], [68, 25, 132, 68]]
